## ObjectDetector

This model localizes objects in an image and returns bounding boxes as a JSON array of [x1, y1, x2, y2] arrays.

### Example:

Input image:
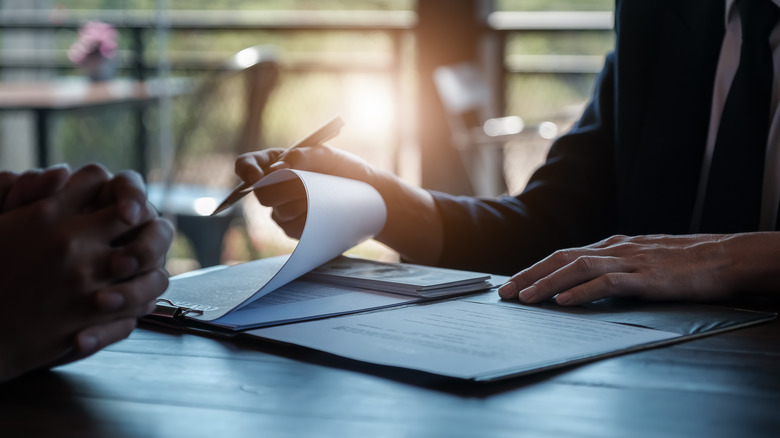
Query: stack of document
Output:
[[306, 256, 491, 297]]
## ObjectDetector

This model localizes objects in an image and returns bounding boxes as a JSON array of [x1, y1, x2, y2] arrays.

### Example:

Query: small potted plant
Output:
[[68, 21, 119, 81]]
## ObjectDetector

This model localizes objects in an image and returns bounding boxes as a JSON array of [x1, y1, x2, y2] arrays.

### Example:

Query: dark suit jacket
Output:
[[431, 0, 730, 275]]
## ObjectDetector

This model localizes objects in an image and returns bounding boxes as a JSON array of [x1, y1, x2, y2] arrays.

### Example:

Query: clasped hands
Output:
[[0, 164, 173, 382]]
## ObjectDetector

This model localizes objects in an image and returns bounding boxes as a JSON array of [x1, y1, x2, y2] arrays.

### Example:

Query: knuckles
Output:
[[603, 234, 629, 245], [630, 252, 651, 264], [551, 249, 577, 265], [572, 255, 598, 272], [113, 169, 143, 186], [534, 275, 556, 293], [61, 256, 95, 292], [74, 163, 112, 180], [121, 269, 169, 309], [26, 197, 61, 224], [599, 272, 624, 291], [154, 219, 176, 259], [510, 270, 534, 289]]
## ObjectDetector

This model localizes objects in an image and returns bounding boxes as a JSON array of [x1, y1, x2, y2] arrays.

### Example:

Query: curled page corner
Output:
[[235, 169, 387, 310]]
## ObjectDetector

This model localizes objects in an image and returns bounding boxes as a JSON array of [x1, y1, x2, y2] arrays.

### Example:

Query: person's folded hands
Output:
[[0, 164, 173, 381], [72, 166, 174, 359]]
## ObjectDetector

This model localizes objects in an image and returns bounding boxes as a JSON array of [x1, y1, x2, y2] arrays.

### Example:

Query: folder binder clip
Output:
[[152, 298, 204, 320]]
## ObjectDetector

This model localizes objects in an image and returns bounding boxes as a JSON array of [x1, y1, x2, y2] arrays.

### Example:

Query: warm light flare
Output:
[[483, 116, 524, 137], [234, 47, 260, 68], [538, 121, 559, 140], [194, 197, 218, 216], [344, 78, 395, 135]]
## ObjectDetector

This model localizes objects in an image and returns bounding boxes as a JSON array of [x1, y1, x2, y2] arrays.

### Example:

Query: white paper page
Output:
[[211, 279, 416, 329], [250, 300, 679, 380], [160, 169, 386, 321], [243, 169, 387, 306], [161, 256, 288, 320]]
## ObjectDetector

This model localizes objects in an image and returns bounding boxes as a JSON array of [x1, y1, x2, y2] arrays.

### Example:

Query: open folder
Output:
[[147, 169, 776, 381], [149, 169, 494, 331], [248, 293, 774, 381]]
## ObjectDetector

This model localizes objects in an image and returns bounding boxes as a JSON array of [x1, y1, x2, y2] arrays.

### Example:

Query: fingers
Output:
[[108, 217, 174, 280], [56, 164, 113, 213], [498, 248, 583, 300], [272, 206, 307, 240], [586, 234, 630, 249], [269, 199, 307, 224], [498, 234, 711, 306], [276, 145, 372, 183], [505, 255, 628, 304], [235, 149, 284, 183], [94, 170, 150, 226], [3, 169, 44, 211], [93, 268, 169, 315], [72, 318, 138, 360], [77, 213, 172, 286], [43, 268, 168, 369], [39, 316, 139, 370], [9, 166, 171, 295], [2, 164, 71, 211], [236, 146, 370, 183], [0, 170, 18, 209], [38, 206, 171, 292], [253, 179, 308, 237], [252, 179, 308, 239], [553, 272, 641, 305], [252, 178, 306, 207], [498, 240, 646, 305], [59, 266, 169, 366]]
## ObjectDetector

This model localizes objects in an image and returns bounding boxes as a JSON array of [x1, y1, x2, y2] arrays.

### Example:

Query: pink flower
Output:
[[68, 21, 118, 65]]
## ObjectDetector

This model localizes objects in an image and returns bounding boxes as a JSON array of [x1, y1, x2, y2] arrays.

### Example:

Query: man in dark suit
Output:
[[234, 0, 780, 305]]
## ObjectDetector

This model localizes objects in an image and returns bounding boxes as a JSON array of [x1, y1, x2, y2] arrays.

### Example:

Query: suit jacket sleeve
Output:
[[431, 53, 620, 275]]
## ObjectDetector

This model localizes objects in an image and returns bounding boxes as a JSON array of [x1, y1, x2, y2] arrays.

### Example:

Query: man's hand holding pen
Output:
[[233, 138, 383, 240], [231, 121, 444, 266], [212, 116, 345, 216]]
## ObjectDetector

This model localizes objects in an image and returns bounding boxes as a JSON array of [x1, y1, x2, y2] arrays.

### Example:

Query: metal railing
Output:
[[0, 8, 614, 183], [0, 9, 415, 77], [0, 9, 613, 75]]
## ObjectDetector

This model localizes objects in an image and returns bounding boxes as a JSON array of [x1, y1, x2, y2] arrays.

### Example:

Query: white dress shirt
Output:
[[692, 0, 780, 231]]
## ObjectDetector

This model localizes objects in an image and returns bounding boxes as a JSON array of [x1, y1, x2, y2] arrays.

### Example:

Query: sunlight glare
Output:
[[538, 121, 559, 140], [234, 47, 260, 68], [194, 197, 218, 216], [344, 79, 395, 135], [483, 116, 524, 137]]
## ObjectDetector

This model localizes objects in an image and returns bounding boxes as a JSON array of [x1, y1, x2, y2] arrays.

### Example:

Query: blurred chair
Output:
[[148, 45, 280, 268], [434, 62, 535, 197]]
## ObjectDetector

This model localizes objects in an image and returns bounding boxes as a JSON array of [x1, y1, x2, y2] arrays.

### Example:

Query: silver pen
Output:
[[210, 116, 344, 216]]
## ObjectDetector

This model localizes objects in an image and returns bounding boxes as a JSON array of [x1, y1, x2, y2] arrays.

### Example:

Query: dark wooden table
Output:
[[2, 297, 779, 438], [0, 78, 188, 175]]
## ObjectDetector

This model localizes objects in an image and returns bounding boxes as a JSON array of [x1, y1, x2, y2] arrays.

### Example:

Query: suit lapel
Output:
[[617, 0, 725, 234]]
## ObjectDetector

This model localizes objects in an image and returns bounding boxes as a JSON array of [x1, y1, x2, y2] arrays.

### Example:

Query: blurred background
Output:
[[0, 0, 614, 273]]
